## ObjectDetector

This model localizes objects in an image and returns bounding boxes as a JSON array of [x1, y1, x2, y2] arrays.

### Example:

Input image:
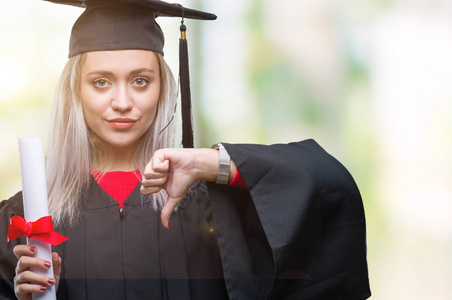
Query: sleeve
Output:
[[0, 192, 25, 300], [227, 169, 248, 189], [208, 139, 370, 300]]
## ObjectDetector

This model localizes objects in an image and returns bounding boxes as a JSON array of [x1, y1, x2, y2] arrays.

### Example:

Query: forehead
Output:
[[82, 50, 160, 73]]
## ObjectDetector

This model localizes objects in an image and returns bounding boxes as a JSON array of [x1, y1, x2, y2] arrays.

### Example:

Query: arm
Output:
[[0, 194, 61, 300], [141, 141, 370, 298]]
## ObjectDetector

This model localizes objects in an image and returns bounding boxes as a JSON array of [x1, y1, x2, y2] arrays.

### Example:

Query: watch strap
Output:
[[211, 143, 230, 184]]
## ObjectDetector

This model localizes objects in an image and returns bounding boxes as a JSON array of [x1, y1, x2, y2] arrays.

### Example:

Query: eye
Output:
[[93, 79, 109, 88], [133, 77, 149, 87]]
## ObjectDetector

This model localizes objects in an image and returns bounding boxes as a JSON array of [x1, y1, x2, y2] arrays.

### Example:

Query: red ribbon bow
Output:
[[7, 216, 68, 246]]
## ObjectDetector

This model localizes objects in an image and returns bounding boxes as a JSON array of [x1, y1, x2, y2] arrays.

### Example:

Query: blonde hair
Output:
[[46, 52, 177, 225]]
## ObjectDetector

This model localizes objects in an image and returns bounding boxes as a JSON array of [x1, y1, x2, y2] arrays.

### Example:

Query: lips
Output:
[[107, 118, 137, 129]]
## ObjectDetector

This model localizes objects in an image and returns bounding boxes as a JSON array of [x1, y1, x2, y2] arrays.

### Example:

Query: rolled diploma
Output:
[[19, 137, 56, 300]]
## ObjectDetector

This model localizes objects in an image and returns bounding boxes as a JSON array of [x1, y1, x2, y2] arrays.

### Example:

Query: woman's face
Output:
[[80, 50, 161, 149]]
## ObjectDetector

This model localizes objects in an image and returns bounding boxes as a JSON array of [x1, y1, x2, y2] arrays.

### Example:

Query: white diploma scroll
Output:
[[19, 137, 56, 300]]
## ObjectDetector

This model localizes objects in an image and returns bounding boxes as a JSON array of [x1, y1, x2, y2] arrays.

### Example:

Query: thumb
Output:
[[160, 196, 181, 229], [52, 252, 62, 290], [52, 252, 61, 276]]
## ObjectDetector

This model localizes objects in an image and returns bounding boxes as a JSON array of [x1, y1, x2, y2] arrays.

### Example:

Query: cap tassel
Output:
[[179, 21, 194, 148]]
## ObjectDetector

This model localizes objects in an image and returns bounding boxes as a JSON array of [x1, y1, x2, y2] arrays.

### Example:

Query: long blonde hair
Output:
[[46, 52, 177, 225]]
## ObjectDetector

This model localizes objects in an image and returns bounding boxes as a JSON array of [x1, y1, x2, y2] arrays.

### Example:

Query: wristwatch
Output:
[[211, 143, 230, 184]]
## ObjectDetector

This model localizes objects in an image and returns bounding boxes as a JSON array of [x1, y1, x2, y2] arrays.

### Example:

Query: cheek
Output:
[[140, 99, 159, 127], [80, 90, 105, 129], [139, 86, 161, 123]]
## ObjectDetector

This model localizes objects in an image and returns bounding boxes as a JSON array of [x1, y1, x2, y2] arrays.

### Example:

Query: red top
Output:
[[92, 170, 141, 208], [92, 169, 248, 206]]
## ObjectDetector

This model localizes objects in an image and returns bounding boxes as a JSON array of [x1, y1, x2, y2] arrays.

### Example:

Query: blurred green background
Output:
[[1, 0, 451, 298]]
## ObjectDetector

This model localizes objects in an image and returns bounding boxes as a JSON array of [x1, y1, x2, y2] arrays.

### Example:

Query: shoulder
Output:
[[0, 192, 25, 288], [0, 192, 24, 218]]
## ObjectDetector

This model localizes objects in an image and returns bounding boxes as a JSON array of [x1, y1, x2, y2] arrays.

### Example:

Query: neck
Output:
[[93, 140, 140, 172], [109, 146, 136, 171]]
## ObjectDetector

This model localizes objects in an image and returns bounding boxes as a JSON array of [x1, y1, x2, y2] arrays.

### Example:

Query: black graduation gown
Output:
[[0, 140, 371, 299]]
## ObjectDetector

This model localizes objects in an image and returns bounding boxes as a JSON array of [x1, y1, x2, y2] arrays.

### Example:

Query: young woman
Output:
[[0, 1, 370, 299]]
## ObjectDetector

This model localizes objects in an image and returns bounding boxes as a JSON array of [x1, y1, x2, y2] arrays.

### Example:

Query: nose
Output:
[[111, 85, 133, 112]]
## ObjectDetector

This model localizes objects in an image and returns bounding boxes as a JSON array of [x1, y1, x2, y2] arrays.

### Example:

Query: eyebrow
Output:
[[130, 68, 156, 76], [85, 68, 156, 77]]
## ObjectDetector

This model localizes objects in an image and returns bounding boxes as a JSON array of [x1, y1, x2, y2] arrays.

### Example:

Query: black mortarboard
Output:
[[44, 0, 217, 148]]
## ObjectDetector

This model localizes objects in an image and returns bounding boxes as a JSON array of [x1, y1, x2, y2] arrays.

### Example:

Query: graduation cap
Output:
[[44, 0, 217, 148]]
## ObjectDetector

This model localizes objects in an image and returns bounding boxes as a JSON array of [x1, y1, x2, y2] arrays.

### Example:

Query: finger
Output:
[[143, 169, 166, 180], [144, 150, 168, 177], [15, 270, 55, 287], [52, 252, 62, 278], [143, 160, 169, 180], [160, 197, 181, 229], [16, 256, 52, 275], [140, 185, 163, 195], [15, 282, 48, 296], [152, 157, 169, 173], [13, 245, 36, 259], [141, 175, 168, 188]]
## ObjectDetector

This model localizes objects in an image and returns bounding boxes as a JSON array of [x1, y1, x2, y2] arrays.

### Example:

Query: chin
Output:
[[97, 135, 138, 149], [94, 131, 144, 150], [109, 140, 139, 149]]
